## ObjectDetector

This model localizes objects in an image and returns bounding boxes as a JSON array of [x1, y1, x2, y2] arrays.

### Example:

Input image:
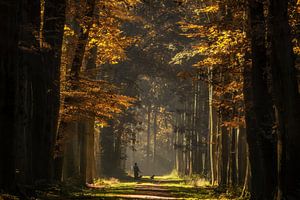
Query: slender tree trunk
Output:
[[230, 128, 237, 186], [147, 105, 151, 173], [208, 67, 214, 184], [153, 109, 158, 172], [220, 122, 229, 187]]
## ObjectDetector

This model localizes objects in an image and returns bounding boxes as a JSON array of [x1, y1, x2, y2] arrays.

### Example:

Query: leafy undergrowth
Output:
[[1, 175, 249, 199]]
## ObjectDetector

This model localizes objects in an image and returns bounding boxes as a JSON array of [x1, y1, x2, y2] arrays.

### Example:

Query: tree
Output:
[[269, 0, 300, 198]]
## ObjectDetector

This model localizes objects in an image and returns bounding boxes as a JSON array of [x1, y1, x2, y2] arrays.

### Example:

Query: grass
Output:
[[69, 173, 246, 199], [1, 173, 249, 199]]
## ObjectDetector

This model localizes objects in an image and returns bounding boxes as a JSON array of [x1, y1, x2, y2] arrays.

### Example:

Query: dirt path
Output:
[[1, 176, 240, 199], [77, 177, 222, 199], [30, 176, 232, 199], [110, 184, 178, 199]]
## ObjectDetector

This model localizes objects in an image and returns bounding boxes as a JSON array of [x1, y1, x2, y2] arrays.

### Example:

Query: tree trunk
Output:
[[269, 0, 300, 198], [220, 125, 229, 187], [0, 0, 21, 190], [146, 105, 151, 173], [153, 109, 158, 173], [243, 58, 265, 199], [100, 121, 115, 177], [208, 67, 214, 184], [246, 0, 278, 198]]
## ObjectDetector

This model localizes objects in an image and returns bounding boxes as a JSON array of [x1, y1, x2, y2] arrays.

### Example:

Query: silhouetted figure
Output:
[[133, 162, 141, 179], [150, 175, 155, 180]]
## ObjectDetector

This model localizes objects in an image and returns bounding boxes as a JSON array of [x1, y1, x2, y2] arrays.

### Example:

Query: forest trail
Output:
[[103, 183, 179, 199], [0, 175, 241, 199], [56, 176, 234, 200]]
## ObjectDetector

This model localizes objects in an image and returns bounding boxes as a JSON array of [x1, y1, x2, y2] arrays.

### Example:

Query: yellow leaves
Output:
[[64, 25, 75, 36], [169, 49, 199, 65], [60, 77, 135, 122], [86, 17, 135, 65], [194, 57, 222, 68], [95, 121, 108, 128], [293, 46, 300, 55], [196, 5, 219, 14], [178, 21, 204, 31], [73, 0, 140, 66], [292, 38, 300, 55], [192, 44, 208, 54], [175, 0, 249, 129], [60, 0, 140, 125]]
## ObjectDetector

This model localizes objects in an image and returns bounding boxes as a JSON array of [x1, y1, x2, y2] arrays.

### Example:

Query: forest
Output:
[[0, 0, 300, 199]]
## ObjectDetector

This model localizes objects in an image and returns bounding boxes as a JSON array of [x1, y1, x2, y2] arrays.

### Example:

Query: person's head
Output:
[[134, 162, 137, 166]]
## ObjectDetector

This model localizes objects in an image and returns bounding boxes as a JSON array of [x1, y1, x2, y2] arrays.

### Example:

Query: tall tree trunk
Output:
[[0, 0, 22, 190], [62, 123, 78, 180], [56, 0, 95, 181], [146, 105, 151, 173], [230, 128, 237, 186], [100, 121, 115, 177], [269, 0, 300, 198], [220, 125, 229, 187], [38, 0, 66, 181], [243, 60, 265, 199], [79, 122, 87, 184], [153, 109, 158, 172], [208, 67, 214, 184], [247, 0, 278, 198]]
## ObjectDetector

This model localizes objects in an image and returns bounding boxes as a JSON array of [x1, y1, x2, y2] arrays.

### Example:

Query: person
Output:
[[133, 162, 141, 179]]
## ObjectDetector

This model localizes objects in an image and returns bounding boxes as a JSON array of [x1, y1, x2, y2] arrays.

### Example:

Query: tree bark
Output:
[[153, 109, 158, 172], [269, 0, 300, 198], [146, 105, 151, 173], [248, 0, 278, 198], [0, 0, 21, 190]]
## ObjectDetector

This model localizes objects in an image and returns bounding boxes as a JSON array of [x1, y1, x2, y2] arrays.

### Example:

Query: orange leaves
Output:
[[177, 1, 248, 129], [223, 116, 245, 128], [194, 57, 223, 68], [61, 77, 135, 123], [83, 0, 140, 65]]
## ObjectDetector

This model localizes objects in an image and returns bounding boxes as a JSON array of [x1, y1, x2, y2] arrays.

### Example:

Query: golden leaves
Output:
[[61, 77, 135, 122], [176, 1, 248, 128], [195, 5, 219, 14], [60, 0, 140, 125]]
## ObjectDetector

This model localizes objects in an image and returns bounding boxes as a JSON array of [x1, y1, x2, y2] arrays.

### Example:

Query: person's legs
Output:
[[134, 172, 138, 179]]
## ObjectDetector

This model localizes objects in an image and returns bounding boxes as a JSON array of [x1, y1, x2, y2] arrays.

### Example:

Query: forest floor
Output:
[[0, 175, 247, 200]]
